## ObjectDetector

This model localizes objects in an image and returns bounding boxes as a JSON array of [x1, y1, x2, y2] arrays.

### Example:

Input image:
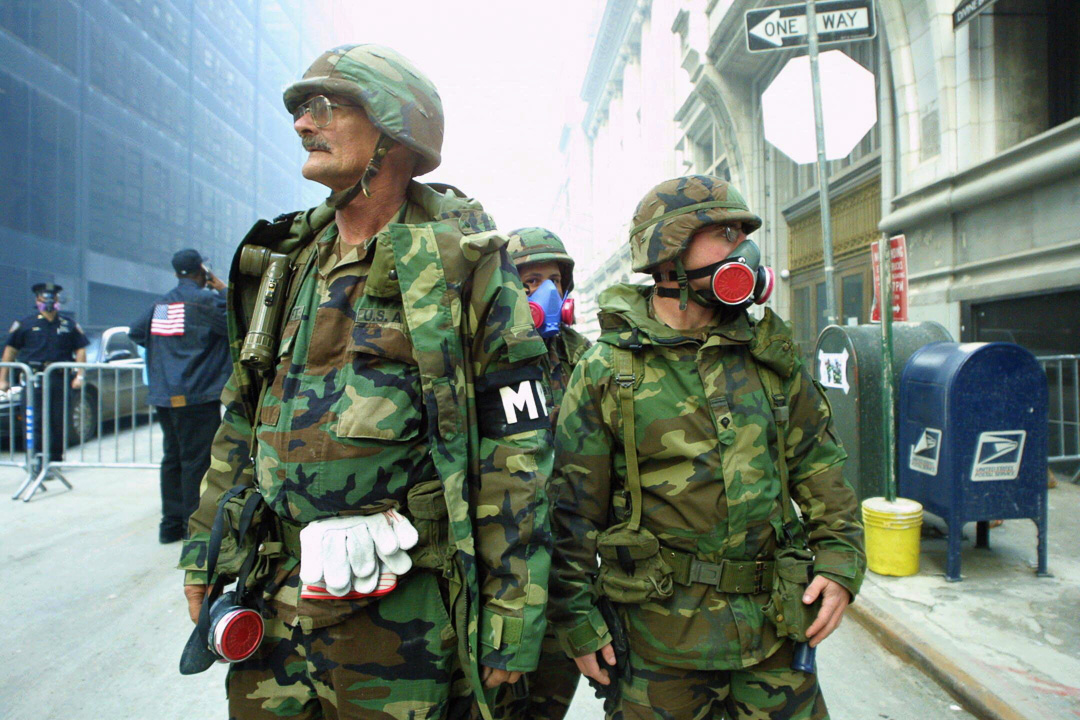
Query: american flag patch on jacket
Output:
[[150, 303, 185, 336]]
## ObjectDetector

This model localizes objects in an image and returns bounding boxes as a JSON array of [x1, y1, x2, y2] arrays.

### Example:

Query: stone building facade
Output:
[[556, 0, 1080, 357]]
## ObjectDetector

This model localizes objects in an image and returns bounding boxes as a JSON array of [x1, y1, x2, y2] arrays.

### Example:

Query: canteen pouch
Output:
[[596, 523, 674, 604], [762, 545, 819, 642], [212, 487, 286, 593], [406, 479, 451, 571]]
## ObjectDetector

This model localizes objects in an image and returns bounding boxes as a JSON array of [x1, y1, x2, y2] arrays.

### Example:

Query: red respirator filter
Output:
[[711, 261, 758, 306], [561, 297, 575, 325], [754, 266, 775, 305], [211, 606, 264, 663], [529, 301, 545, 329]]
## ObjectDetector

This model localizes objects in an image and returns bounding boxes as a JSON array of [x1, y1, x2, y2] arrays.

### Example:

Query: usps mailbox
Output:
[[898, 342, 1049, 581]]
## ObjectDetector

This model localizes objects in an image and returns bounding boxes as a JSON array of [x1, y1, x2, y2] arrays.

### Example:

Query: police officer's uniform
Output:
[[2, 283, 90, 463], [129, 250, 230, 543]]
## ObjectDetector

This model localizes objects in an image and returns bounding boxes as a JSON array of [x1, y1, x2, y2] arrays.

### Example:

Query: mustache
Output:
[[302, 136, 331, 152]]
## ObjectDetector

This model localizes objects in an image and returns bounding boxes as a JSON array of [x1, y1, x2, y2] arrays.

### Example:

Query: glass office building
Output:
[[0, 0, 325, 334]]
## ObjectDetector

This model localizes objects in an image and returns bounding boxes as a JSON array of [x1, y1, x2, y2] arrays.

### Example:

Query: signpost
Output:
[[745, 0, 876, 53], [751, 1, 903, 505], [871, 235, 909, 322], [757, 0, 877, 326]]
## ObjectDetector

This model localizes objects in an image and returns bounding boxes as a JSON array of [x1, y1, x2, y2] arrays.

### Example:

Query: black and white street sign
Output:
[[745, 0, 876, 53], [953, 0, 1002, 30]]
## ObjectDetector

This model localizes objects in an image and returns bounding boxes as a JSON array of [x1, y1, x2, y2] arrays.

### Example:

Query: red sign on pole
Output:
[[871, 234, 908, 322]]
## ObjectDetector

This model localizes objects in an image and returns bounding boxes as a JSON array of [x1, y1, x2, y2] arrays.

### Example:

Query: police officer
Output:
[[129, 250, 230, 544], [549, 176, 866, 720], [0, 283, 89, 466], [495, 227, 590, 720], [178, 45, 551, 720]]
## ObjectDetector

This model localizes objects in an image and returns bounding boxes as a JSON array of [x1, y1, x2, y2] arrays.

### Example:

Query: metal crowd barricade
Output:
[[1039, 354, 1080, 483], [2, 362, 36, 491], [15, 362, 161, 502]]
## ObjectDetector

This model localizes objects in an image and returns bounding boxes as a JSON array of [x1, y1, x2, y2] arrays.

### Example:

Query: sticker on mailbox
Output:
[[909, 428, 942, 476], [817, 348, 850, 394], [971, 430, 1026, 481]]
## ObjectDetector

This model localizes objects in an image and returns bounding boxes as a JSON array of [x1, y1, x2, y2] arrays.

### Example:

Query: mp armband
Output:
[[475, 367, 550, 438]]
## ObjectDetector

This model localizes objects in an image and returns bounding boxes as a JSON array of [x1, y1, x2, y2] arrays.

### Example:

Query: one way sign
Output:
[[745, 0, 876, 53]]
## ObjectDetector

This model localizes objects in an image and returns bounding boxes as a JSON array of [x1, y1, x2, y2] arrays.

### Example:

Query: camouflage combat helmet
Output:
[[284, 44, 443, 206], [507, 227, 575, 293], [629, 175, 761, 274]]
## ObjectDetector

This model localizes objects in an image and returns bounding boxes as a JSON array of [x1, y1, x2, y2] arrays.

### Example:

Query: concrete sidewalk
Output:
[[848, 476, 1080, 720]]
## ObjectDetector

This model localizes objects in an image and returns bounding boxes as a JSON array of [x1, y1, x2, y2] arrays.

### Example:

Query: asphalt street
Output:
[[3, 455, 974, 720]]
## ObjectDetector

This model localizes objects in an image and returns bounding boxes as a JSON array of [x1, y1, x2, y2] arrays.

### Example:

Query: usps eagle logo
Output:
[[971, 431, 1026, 481], [909, 428, 942, 476]]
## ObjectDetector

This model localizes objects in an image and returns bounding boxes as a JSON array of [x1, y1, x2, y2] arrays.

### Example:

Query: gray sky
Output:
[[311, 1, 603, 230]]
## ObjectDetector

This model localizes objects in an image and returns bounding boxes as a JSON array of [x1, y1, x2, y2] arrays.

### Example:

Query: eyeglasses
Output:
[[720, 224, 742, 243], [291, 95, 359, 128]]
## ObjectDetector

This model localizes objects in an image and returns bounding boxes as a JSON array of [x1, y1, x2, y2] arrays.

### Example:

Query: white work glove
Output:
[[299, 517, 379, 597], [298, 511, 419, 598], [360, 509, 419, 575]]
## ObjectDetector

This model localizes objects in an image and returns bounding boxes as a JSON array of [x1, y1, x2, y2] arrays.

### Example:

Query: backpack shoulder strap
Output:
[[755, 361, 798, 539], [613, 345, 643, 532]]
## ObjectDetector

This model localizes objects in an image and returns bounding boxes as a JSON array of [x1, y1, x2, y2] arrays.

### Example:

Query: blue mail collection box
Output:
[[898, 342, 1049, 581]]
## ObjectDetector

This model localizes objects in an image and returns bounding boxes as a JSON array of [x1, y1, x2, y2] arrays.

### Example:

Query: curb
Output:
[[847, 594, 1029, 720]]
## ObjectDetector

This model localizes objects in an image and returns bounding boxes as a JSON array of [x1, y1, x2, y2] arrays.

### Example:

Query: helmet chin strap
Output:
[[325, 133, 395, 209], [655, 257, 722, 310]]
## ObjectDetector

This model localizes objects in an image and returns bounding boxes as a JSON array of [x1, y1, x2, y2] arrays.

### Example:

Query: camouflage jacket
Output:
[[548, 283, 864, 670], [180, 182, 553, 678], [543, 326, 591, 427]]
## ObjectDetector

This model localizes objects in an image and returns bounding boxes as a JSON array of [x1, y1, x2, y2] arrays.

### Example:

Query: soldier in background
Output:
[[0, 283, 89, 466], [548, 175, 865, 719], [494, 228, 591, 719], [129, 249, 230, 544], [179, 45, 552, 719]]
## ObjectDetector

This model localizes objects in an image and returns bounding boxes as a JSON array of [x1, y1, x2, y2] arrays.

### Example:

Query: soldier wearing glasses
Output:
[[179, 45, 552, 719]]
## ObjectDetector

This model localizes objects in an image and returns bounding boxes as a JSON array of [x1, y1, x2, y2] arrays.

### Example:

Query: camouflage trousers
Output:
[[490, 629, 580, 720], [612, 642, 828, 720], [226, 571, 466, 720]]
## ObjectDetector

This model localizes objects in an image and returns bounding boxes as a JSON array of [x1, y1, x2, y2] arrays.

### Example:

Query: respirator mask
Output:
[[36, 293, 60, 313], [528, 280, 575, 339], [180, 488, 270, 674], [654, 238, 774, 309]]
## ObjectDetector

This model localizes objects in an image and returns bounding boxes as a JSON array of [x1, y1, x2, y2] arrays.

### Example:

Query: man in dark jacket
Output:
[[130, 249, 230, 543]]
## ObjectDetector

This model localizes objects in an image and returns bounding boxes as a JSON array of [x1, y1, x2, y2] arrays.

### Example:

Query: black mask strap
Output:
[[652, 259, 728, 283], [654, 256, 723, 309]]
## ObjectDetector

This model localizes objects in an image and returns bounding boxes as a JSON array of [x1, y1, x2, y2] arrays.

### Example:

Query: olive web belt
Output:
[[660, 546, 775, 594]]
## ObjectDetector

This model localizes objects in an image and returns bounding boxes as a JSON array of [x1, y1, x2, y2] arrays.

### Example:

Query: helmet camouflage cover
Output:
[[507, 227, 576, 293], [283, 44, 443, 176], [629, 175, 762, 273]]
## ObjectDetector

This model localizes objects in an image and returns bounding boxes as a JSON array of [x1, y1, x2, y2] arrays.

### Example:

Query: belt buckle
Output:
[[693, 559, 723, 588], [753, 560, 769, 593]]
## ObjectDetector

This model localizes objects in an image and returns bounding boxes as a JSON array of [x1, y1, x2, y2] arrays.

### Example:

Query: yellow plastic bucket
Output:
[[862, 497, 923, 577]]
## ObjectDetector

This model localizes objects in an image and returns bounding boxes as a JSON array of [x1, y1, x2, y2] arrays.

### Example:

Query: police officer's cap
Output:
[[172, 249, 206, 276], [31, 282, 62, 298]]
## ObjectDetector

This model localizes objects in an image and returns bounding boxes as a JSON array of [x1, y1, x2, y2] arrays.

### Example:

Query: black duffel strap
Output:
[[660, 546, 777, 594]]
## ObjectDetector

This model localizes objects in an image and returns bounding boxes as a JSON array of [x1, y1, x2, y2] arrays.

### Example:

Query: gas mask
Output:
[[206, 590, 264, 663], [36, 295, 60, 314], [528, 279, 575, 339], [654, 239, 774, 309]]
